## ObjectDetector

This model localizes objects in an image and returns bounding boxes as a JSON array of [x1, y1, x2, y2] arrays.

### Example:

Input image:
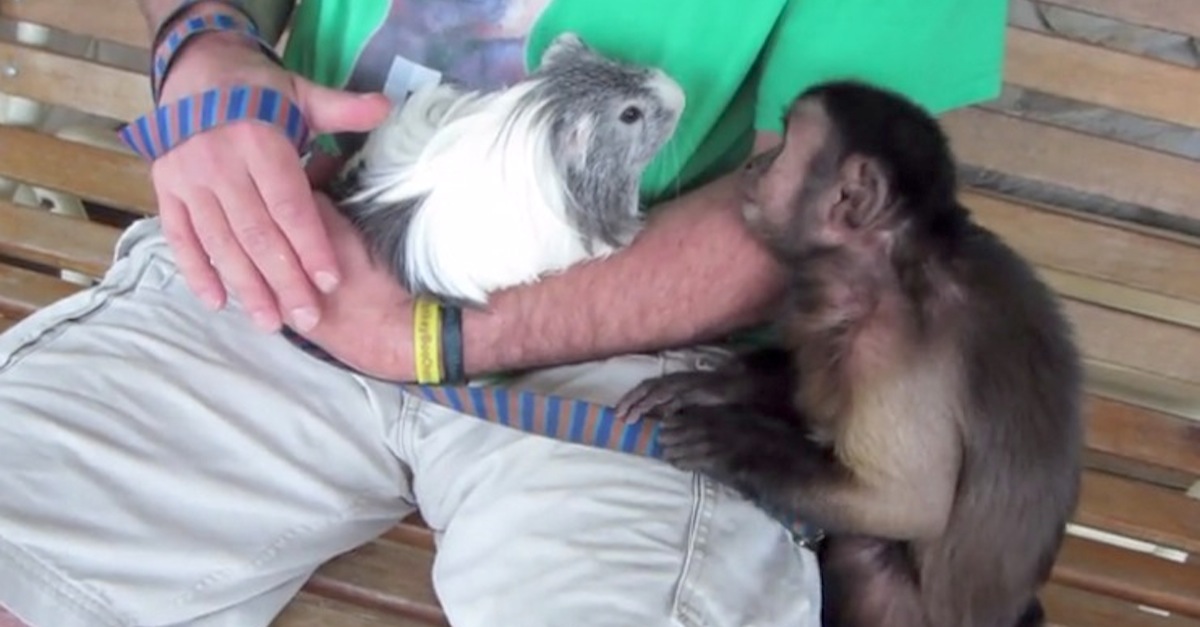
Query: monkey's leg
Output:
[[660, 401, 957, 541], [820, 536, 929, 627]]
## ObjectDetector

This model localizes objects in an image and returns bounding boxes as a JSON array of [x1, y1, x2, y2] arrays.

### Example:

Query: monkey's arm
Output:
[[663, 401, 961, 541]]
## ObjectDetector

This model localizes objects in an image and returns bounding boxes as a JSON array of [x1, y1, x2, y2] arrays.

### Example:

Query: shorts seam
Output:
[[0, 252, 164, 376], [0, 530, 131, 626], [173, 493, 386, 606]]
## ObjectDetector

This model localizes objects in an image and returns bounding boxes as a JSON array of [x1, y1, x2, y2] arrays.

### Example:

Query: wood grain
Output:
[[1076, 470, 1200, 554], [305, 539, 447, 626], [1043, 582, 1200, 627], [1053, 535, 1200, 618], [0, 125, 154, 214], [1066, 298, 1200, 389], [1085, 395, 1200, 476], [966, 190, 1200, 313], [274, 593, 441, 627], [0, 40, 151, 122], [1007, 27, 1200, 129], [945, 107, 1200, 223], [0, 264, 81, 318], [0, 200, 120, 277], [0, 0, 149, 49], [1042, 0, 1200, 39]]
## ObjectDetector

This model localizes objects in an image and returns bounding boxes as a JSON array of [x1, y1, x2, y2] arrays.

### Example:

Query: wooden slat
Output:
[[1007, 27, 1200, 130], [0, 40, 151, 122], [0, 263, 80, 318], [945, 107, 1200, 223], [1042, 0, 1200, 39], [967, 191, 1200, 314], [383, 515, 437, 551], [0, 0, 149, 49], [0, 125, 154, 214], [1053, 535, 1200, 618], [1086, 395, 1200, 477], [1043, 583, 1200, 627], [275, 593, 440, 627], [1075, 470, 1200, 554], [305, 539, 447, 626], [1067, 298, 1200, 389], [0, 200, 120, 277]]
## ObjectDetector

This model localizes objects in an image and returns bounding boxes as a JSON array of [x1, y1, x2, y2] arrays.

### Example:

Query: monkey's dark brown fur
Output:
[[616, 80, 1084, 627]]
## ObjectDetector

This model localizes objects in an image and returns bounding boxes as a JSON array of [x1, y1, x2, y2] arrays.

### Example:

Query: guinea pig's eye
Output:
[[619, 106, 643, 124]]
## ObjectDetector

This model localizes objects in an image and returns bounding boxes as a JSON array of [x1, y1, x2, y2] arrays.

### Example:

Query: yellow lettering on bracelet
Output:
[[413, 297, 444, 384]]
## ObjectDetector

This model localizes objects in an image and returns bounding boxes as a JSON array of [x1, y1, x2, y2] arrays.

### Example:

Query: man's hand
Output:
[[295, 194, 417, 380], [152, 31, 392, 333]]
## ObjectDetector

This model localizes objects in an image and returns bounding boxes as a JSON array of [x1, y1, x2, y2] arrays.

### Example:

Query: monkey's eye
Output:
[[620, 106, 644, 124]]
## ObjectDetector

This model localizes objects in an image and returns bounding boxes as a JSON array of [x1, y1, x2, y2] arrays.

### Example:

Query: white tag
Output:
[[382, 55, 444, 104]]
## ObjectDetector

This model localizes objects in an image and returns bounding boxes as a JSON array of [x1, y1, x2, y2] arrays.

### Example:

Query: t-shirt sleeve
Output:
[[754, 0, 1008, 135]]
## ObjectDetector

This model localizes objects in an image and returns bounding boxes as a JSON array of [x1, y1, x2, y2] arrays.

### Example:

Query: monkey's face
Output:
[[740, 101, 817, 240], [740, 96, 896, 257]]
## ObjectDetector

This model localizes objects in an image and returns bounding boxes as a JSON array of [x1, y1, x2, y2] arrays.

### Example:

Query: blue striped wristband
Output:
[[117, 84, 310, 161], [151, 8, 279, 103]]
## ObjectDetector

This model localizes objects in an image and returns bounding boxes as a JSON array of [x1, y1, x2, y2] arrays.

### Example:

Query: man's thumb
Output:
[[295, 78, 392, 134]]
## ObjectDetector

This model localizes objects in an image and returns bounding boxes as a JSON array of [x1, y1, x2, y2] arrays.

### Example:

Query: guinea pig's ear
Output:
[[540, 32, 588, 68]]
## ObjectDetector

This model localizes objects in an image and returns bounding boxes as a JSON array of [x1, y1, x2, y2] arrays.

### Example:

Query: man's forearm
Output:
[[462, 133, 787, 375], [136, 0, 295, 44]]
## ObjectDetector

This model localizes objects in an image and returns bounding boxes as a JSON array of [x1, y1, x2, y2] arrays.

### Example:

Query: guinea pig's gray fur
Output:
[[329, 32, 686, 307]]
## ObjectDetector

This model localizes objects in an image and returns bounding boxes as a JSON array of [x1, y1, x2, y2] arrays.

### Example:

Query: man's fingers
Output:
[[158, 193, 225, 310], [295, 77, 393, 135], [185, 188, 283, 332], [216, 169, 324, 332], [248, 138, 342, 295]]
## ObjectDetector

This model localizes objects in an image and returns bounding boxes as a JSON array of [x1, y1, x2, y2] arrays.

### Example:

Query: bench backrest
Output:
[[1, 1, 1197, 624]]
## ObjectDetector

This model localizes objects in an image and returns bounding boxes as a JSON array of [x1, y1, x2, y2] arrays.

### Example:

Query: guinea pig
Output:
[[329, 32, 686, 307]]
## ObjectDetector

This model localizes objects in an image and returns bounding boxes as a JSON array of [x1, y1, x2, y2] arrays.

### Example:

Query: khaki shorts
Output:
[[0, 218, 821, 627]]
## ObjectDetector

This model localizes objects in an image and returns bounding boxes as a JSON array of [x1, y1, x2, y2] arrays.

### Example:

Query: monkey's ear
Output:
[[833, 155, 890, 231]]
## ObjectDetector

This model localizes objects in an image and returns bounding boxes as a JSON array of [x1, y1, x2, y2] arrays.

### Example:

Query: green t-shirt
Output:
[[283, 0, 1007, 206]]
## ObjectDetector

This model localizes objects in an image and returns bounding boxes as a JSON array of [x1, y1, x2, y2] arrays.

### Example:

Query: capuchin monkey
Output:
[[616, 80, 1084, 627]]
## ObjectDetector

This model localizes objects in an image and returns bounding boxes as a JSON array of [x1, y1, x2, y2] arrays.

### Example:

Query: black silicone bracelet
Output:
[[441, 305, 466, 384]]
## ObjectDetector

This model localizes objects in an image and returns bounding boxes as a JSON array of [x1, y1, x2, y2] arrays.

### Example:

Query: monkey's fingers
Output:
[[615, 378, 684, 423]]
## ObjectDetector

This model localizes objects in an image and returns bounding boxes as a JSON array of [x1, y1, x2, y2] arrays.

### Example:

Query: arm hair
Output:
[[460, 131, 789, 375]]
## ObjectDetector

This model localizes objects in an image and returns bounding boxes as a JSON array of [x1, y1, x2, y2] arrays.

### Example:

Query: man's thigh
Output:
[[0, 220, 415, 627], [403, 349, 822, 627]]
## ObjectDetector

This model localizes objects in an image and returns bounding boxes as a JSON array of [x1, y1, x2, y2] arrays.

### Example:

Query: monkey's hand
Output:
[[616, 371, 746, 423], [658, 405, 818, 507]]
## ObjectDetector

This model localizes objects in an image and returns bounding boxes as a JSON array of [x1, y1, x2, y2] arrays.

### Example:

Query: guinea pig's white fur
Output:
[[334, 32, 685, 307]]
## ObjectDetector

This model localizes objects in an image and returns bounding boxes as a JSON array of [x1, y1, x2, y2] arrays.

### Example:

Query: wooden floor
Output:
[[1, 1, 1199, 626]]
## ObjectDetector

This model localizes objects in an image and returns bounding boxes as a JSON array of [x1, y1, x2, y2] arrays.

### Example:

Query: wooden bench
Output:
[[1, 1, 1197, 625]]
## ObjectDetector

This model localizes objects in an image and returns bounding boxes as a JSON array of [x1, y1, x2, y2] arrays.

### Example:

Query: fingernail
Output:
[[290, 306, 320, 332], [252, 311, 279, 332], [315, 271, 340, 294], [200, 292, 223, 311]]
